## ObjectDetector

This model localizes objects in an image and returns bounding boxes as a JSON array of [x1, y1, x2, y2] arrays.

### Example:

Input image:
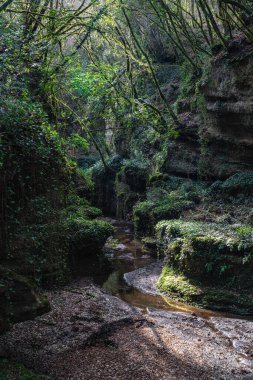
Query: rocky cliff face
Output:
[[162, 112, 201, 178], [164, 40, 253, 180], [200, 40, 253, 179], [91, 42, 253, 218]]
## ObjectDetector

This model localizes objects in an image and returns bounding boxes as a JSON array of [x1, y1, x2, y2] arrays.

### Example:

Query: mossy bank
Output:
[[156, 220, 253, 314]]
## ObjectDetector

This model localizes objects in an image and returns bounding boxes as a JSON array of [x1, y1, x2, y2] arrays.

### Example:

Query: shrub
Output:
[[66, 217, 114, 255], [66, 195, 102, 219], [133, 194, 193, 237], [117, 159, 149, 193], [208, 172, 253, 198], [221, 171, 253, 195]]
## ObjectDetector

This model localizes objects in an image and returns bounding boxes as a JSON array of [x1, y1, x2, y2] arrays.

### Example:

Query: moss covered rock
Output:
[[221, 171, 253, 195], [64, 195, 113, 255], [156, 220, 253, 286], [115, 159, 149, 219], [157, 265, 253, 315], [66, 217, 114, 255], [133, 195, 193, 237], [0, 266, 49, 333]]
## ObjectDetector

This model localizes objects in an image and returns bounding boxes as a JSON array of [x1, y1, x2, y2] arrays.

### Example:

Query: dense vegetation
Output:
[[0, 0, 252, 355]]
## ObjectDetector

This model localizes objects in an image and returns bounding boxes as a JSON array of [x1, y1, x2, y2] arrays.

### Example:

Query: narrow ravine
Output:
[[1, 219, 253, 380], [91, 218, 249, 320]]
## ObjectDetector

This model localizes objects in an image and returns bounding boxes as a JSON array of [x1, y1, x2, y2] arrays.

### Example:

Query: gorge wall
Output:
[[164, 40, 253, 180], [91, 42, 253, 220]]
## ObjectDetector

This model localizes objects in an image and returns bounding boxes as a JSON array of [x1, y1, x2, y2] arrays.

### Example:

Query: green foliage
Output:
[[66, 133, 89, 151], [174, 59, 208, 115], [133, 192, 193, 237], [221, 171, 253, 194], [0, 22, 108, 287], [132, 178, 207, 237], [157, 265, 253, 314], [156, 220, 253, 286], [178, 60, 194, 101], [66, 195, 102, 219], [236, 226, 253, 235], [207, 173, 253, 204], [69, 63, 119, 100], [66, 217, 114, 255], [76, 168, 95, 192]]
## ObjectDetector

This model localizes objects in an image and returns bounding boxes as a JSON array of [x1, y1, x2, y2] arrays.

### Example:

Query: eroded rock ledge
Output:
[[124, 261, 163, 296]]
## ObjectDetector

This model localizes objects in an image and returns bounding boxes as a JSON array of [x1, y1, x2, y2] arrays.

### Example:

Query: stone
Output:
[[0, 266, 50, 333]]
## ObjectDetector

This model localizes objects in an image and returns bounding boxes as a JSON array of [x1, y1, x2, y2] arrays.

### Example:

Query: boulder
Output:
[[0, 266, 50, 333]]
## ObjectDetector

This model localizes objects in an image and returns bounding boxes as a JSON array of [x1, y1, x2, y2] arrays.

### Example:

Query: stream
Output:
[[2, 218, 253, 379], [78, 218, 232, 319]]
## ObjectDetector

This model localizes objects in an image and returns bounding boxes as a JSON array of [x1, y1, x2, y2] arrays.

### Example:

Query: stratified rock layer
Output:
[[201, 41, 253, 179]]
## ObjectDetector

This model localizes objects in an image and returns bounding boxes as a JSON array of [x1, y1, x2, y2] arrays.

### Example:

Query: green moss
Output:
[[66, 217, 114, 255], [156, 219, 253, 288], [157, 266, 201, 298], [132, 177, 208, 237], [0, 359, 47, 380], [221, 171, 253, 195], [116, 159, 149, 193], [157, 265, 253, 315], [133, 194, 193, 237], [114, 159, 149, 219]]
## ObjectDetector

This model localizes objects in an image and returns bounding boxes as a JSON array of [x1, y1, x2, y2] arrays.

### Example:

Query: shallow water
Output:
[[88, 218, 231, 319], [73, 218, 252, 320]]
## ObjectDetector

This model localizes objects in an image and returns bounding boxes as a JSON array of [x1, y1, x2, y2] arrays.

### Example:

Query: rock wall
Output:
[[200, 41, 253, 179], [162, 112, 201, 178], [91, 43, 253, 217], [164, 41, 253, 180]]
